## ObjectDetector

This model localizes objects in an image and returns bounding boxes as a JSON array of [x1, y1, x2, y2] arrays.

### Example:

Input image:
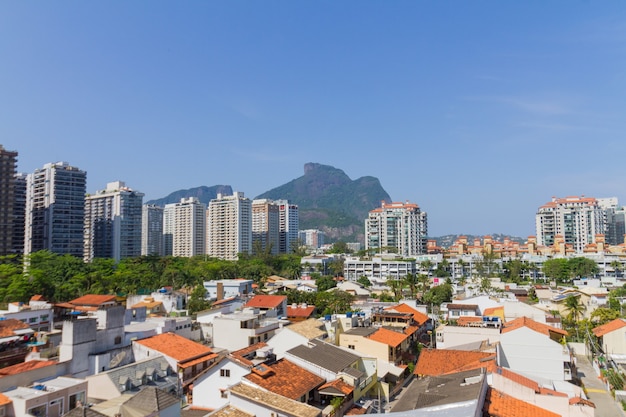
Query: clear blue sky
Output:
[[2, 2, 626, 238]]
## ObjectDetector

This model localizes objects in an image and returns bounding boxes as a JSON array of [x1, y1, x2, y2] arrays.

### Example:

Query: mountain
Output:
[[256, 163, 391, 242], [145, 185, 233, 207]]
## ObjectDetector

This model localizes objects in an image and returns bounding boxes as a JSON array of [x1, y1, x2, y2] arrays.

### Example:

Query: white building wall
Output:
[[498, 328, 567, 381], [192, 359, 250, 410]]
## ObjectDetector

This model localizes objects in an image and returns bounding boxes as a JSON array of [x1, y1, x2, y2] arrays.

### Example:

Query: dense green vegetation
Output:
[[0, 250, 304, 303]]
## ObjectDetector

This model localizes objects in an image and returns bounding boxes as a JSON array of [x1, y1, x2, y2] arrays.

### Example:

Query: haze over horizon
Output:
[[2, 2, 626, 238]]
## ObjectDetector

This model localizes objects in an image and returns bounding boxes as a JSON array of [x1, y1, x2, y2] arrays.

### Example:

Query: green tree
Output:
[[403, 273, 419, 299], [567, 257, 598, 280], [610, 260, 623, 278], [387, 278, 404, 301], [542, 258, 570, 283], [564, 294, 585, 323], [591, 307, 620, 325], [187, 285, 211, 315], [327, 241, 352, 254], [357, 276, 372, 288], [422, 283, 453, 309], [316, 275, 337, 292]]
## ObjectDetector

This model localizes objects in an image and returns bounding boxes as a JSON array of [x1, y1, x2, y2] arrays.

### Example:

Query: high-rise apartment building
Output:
[[365, 200, 428, 256], [171, 197, 206, 257], [163, 203, 175, 256], [25, 162, 87, 257], [11, 173, 27, 254], [535, 196, 606, 253], [84, 181, 144, 262], [0, 146, 18, 255], [141, 204, 164, 256], [299, 229, 325, 249], [597, 197, 625, 246], [252, 199, 280, 255], [207, 192, 251, 260], [276, 199, 298, 254]]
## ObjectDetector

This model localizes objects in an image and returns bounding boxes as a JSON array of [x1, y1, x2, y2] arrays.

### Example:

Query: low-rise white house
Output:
[[192, 356, 250, 410], [211, 308, 281, 351], [593, 318, 626, 359], [498, 317, 573, 381]]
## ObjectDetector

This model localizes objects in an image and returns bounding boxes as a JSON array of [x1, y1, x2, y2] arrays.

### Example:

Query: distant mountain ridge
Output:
[[256, 163, 391, 242], [146, 185, 233, 207], [147, 163, 391, 242]]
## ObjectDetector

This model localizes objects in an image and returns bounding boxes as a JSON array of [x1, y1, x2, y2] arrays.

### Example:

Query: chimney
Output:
[[217, 282, 224, 301]]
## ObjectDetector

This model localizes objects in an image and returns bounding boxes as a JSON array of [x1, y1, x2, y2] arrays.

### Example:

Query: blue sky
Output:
[[2, 2, 626, 238]]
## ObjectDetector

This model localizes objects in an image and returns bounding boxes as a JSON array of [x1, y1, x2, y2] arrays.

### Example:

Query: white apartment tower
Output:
[[207, 192, 252, 260], [277, 199, 299, 254], [25, 162, 87, 257], [84, 181, 144, 262], [365, 200, 428, 256], [163, 203, 176, 256], [141, 204, 164, 256], [170, 198, 206, 257], [536, 196, 607, 253], [252, 199, 280, 255]]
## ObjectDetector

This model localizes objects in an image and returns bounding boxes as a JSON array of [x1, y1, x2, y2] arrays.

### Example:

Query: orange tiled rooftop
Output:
[[367, 327, 408, 347], [414, 349, 495, 376], [385, 303, 429, 325], [592, 318, 626, 337], [501, 317, 568, 337], [484, 388, 561, 417], [134, 332, 215, 362], [68, 294, 117, 306], [245, 295, 287, 309], [244, 359, 324, 400]]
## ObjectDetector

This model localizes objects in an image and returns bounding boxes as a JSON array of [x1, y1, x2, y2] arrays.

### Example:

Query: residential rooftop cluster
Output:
[[0, 267, 623, 417]]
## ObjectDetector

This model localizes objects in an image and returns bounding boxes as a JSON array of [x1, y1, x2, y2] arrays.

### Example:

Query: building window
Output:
[[220, 369, 230, 377], [69, 391, 86, 409], [28, 405, 47, 417], [348, 345, 355, 350], [114, 336, 122, 344], [221, 390, 228, 398], [29, 317, 38, 323]]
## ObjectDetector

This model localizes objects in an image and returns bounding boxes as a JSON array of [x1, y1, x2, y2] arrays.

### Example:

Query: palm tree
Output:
[[564, 294, 585, 323], [420, 260, 433, 277], [610, 260, 623, 278], [387, 278, 404, 301], [403, 273, 419, 299]]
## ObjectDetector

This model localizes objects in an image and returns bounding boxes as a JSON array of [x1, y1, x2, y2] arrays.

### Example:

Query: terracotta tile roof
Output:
[[593, 318, 626, 337], [0, 319, 30, 338], [483, 306, 504, 316], [287, 305, 316, 318], [68, 294, 117, 306], [345, 405, 367, 415], [0, 393, 11, 407], [319, 378, 354, 396], [244, 359, 324, 400], [367, 327, 408, 347], [245, 295, 287, 309], [446, 304, 478, 310], [501, 316, 568, 337], [131, 300, 163, 309], [484, 388, 561, 417], [457, 316, 484, 326], [494, 367, 566, 397], [404, 325, 419, 336], [30, 295, 45, 302], [569, 397, 596, 407], [212, 297, 236, 306], [230, 342, 268, 366], [0, 360, 57, 376], [414, 349, 496, 376], [210, 405, 254, 417], [134, 333, 215, 363], [229, 383, 320, 417], [385, 304, 429, 325]]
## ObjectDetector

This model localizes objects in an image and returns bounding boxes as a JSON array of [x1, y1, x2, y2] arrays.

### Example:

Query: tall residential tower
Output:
[[84, 181, 144, 262], [0, 146, 18, 255], [25, 162, 87, 257], [365, 200, 428, 256], [207, 192, 251, 260]]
